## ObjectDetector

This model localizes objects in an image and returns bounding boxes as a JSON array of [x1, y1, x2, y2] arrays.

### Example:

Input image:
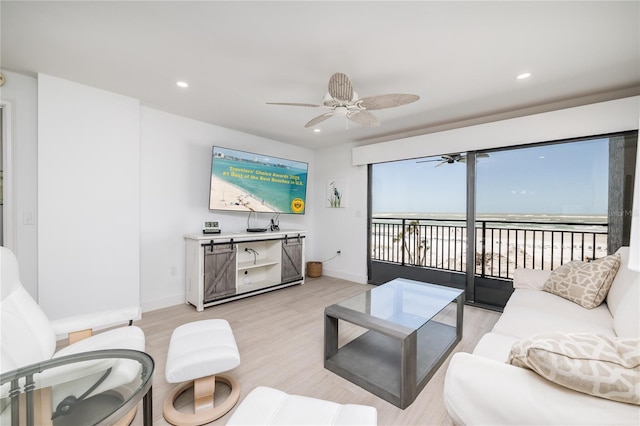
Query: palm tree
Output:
[[393, 220, 429, 265]]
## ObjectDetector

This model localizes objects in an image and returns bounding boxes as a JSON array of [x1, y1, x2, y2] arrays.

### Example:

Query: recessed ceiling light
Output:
[[176, 81, 189, 88], [313, 128, 321, 133], [516, 72, 531, 80]]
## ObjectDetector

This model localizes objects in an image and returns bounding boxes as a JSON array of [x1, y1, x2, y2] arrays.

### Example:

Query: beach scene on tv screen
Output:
[[209, 147, 308, 214]]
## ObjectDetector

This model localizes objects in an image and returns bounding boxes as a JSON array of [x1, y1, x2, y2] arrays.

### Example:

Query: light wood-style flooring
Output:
[[129, 276, 501, 426]]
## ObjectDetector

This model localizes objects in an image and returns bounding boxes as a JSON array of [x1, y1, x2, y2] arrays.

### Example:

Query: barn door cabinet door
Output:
[[282, 237, 303, 282], [204, 244, 236, 302]]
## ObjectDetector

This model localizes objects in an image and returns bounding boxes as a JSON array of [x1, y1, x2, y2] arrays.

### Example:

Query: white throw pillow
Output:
[[543, 253, 621, 309], [513, 268, 552, 290], [508, 332, 640, 405]]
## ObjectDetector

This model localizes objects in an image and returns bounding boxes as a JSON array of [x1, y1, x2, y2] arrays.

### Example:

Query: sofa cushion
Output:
[[613, 278, 640, 338], [508, 332, 640, 405], [493, 289, 616, 339], [444, 352, 640, 426], [607, 247, 637, 317], [543, 253, 621, 309], [472, 332, 519, 363], [513, 268, 552, 290]]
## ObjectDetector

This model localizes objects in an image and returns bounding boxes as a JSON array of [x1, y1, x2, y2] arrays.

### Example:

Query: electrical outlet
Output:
[[23, 211, 35, 225]]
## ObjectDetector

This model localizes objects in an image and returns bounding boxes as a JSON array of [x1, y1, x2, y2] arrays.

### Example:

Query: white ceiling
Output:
[[2, 1, 639, 150]]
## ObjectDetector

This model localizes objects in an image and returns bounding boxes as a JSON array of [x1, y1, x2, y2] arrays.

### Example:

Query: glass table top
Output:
[[332, 278, 464, 331], [0, 349, 154, 426]]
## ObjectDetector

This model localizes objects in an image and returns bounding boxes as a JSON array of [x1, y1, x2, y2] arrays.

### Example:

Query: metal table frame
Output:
[[324, 278, 463, 409]]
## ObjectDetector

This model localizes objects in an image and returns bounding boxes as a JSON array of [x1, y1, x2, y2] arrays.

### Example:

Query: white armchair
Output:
[[0, 246, 146, 424]]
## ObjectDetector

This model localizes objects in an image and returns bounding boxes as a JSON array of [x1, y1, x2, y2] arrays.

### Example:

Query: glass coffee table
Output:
[[0, 349, 154, 426], [324, 278, 464, 409]]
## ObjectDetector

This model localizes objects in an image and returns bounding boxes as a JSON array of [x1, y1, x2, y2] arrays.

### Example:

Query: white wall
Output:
[[3, 71, 315, 315], [38, 74, 141, 319], [139, 108, 314, 311], [0, 70, 38, 299], [311, 143, 368, 283]]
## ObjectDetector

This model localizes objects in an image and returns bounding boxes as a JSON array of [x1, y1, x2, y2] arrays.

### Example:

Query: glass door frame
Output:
[[367, 131, 637, 311]]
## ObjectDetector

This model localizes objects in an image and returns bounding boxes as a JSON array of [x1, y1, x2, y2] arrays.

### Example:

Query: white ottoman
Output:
[[226, 386, 378, 425], [163, 319, 241, 426]]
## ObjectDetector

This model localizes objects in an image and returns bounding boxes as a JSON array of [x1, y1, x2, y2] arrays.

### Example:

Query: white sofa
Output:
[[226, 386, 377, 425], [444, 246, 640, 425]]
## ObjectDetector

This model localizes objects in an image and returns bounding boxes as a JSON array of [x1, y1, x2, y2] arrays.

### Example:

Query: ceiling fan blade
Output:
[[328, 72, 354, 102], [347, 110, 380, 127], [266, 102, 322, 107], [304, 112, 334, 128], [359, 94, 420, 110]]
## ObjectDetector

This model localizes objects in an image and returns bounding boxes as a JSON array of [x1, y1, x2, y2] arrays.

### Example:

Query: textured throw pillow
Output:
[[543, 253, 621, 309], [508, 332, 640, 405]]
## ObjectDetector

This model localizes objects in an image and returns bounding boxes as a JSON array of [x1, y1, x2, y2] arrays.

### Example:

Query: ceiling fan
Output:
[[266, 72, 420, 128], [417, 153, 490, 167]]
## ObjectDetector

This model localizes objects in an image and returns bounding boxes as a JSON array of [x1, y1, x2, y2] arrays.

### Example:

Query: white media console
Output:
[[184, 230, 306, 311]]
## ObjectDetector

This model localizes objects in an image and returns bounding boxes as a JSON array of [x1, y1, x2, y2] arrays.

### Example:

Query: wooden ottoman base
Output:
[[163, 374, 240, 426]]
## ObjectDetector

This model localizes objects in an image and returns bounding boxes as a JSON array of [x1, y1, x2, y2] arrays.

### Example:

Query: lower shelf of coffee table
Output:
[[325, 320, 457, 408]]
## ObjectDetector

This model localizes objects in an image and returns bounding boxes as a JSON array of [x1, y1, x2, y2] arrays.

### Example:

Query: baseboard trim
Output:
[[321, 268, 368, 284], [142, 294, 185, 313]]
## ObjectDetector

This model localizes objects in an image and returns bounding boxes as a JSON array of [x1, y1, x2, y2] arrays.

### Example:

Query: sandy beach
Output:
[[210, 175, 275, 212]]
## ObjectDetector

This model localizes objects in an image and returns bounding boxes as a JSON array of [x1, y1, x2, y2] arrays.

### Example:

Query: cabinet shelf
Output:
[[237, 259, 279, 270]]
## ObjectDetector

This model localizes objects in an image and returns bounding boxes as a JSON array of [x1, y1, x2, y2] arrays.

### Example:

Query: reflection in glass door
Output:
[[472, 138, 611, 306]]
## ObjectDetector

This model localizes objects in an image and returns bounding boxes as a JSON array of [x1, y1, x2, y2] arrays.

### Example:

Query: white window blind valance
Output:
[[352, 96, 639, 166]]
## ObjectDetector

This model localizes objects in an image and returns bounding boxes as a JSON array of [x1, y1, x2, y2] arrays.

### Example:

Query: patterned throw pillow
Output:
[[508, 332, 640, 405], [543, 253, 621, 309]]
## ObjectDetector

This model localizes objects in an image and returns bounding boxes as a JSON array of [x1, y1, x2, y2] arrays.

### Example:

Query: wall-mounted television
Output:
[[209, 146, 308, 214]]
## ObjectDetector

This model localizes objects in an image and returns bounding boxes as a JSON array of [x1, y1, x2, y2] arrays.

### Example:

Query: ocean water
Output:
[[212, 157, 308, 214], [372, 212, 607, 226]]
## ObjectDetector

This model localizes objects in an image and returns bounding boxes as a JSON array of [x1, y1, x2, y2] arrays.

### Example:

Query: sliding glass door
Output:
[[368, 132, 637, 310], [368, 154, 468, 293], [472, 138, 610, 307]]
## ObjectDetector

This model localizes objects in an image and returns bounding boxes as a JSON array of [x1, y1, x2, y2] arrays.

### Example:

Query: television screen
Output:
[[209, 146, 308, 214]]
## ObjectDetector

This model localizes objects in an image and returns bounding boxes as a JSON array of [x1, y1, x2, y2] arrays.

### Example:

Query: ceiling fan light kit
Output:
[[267, 72, 420, 129]]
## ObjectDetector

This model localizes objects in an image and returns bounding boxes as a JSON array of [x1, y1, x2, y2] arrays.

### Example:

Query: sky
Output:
[[214, 146, 308, 171], [371, 138, 608, 215]]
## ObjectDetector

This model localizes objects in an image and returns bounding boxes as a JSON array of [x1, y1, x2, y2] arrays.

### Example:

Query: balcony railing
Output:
[[371, 217, 608, 280]]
